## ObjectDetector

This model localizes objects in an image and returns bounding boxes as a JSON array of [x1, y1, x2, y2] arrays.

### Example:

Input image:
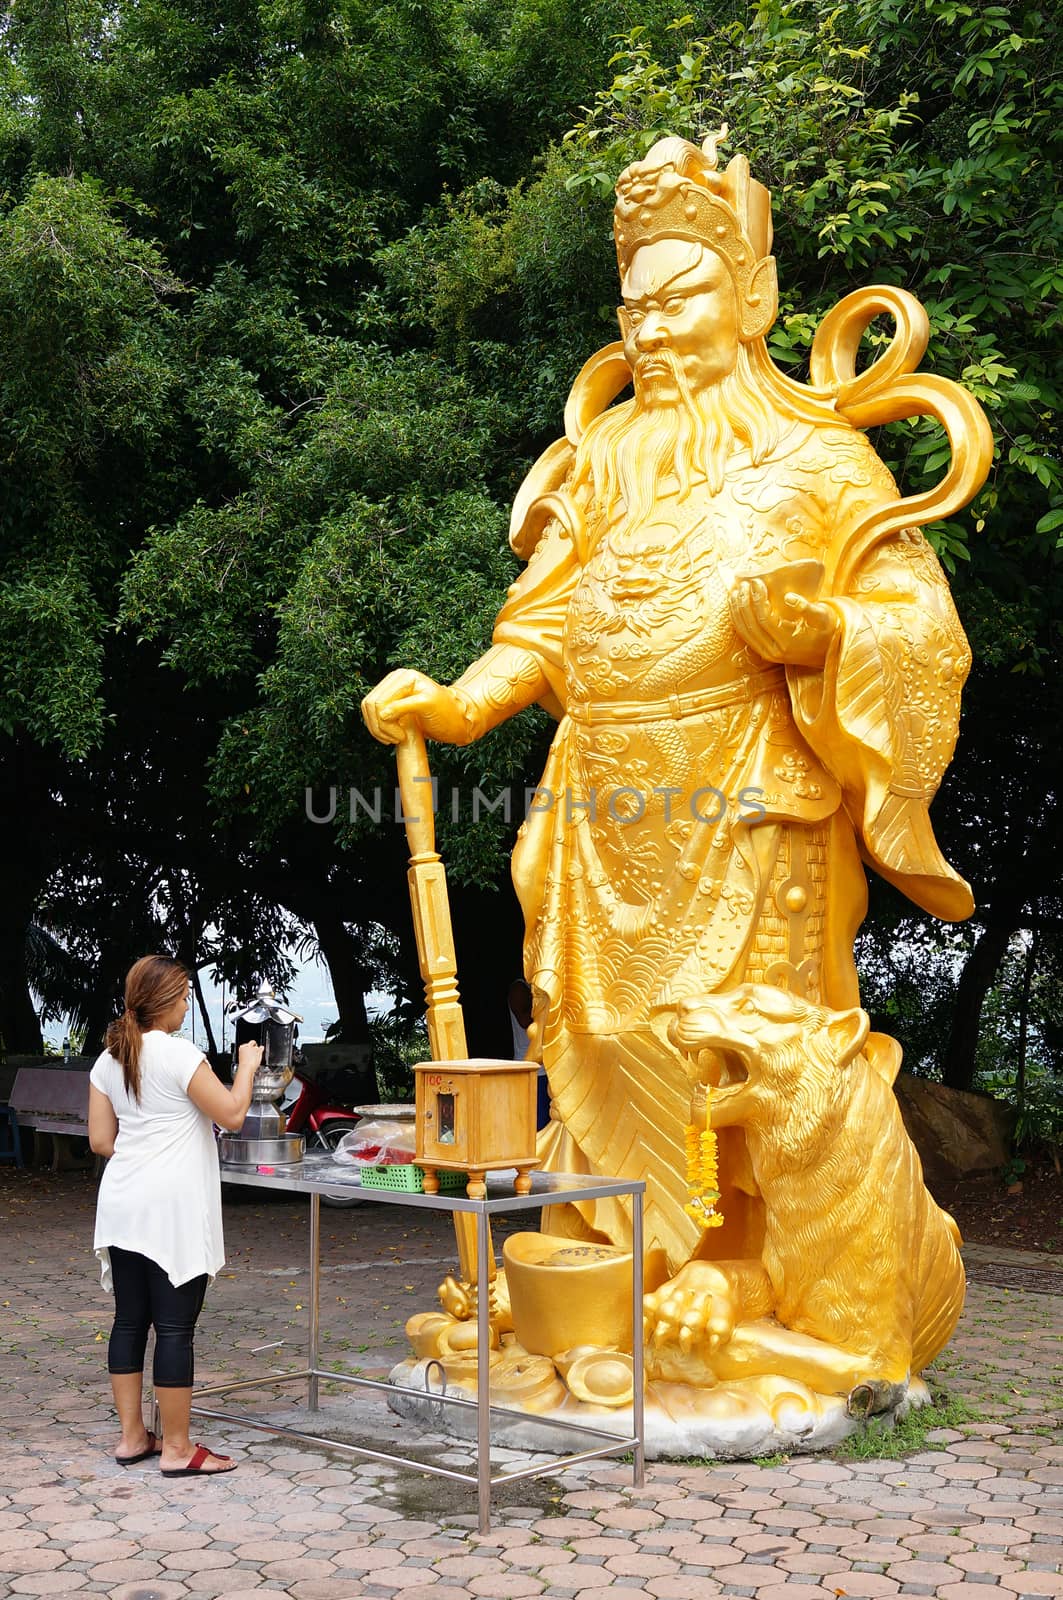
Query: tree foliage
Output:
[[0, 0, 1059, 1094]]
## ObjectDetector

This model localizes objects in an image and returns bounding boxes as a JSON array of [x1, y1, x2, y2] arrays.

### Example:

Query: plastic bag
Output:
[[332, 1117, 416, 1167]]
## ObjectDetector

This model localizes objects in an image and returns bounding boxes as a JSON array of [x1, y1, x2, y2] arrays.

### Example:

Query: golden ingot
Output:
[[406, 1311, 501, 1363], [489, 1352, 567, 1412], [406, 1312, 456, 1360], [565, 1351, 635, 1408], [503, 1233, 633, 1358], [437, 1319, 499, 1359]]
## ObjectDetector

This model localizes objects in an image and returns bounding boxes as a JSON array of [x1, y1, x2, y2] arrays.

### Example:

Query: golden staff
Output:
[[395, 725, 468, 1061], [394, 725, 495, 1298]]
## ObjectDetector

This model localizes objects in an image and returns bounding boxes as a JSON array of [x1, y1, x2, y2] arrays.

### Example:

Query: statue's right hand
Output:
[[361, 669, 473, 746]]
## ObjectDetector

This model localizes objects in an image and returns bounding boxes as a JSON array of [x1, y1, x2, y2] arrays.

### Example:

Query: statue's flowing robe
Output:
[[491, 418, 972, 1271]]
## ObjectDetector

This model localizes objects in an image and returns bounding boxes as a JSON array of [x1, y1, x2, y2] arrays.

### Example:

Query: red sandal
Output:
[[161, 1444, 238, 1478]]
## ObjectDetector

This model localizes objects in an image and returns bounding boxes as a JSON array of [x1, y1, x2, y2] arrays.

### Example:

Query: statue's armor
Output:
[[563, 480, 825, 938]]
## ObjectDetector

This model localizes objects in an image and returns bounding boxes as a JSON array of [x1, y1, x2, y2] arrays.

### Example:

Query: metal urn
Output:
[[218, 980, 305, 1166]]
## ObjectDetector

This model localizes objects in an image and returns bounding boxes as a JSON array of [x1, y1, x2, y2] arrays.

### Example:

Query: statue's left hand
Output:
[[730, 577, 837, 667]]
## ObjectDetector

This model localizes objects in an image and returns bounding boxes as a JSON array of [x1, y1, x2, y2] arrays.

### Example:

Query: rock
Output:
[[894, 1073, 1015, 1180]]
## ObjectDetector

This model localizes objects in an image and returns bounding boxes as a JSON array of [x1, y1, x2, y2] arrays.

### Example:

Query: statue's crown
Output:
[[614, 131, 778, 339]]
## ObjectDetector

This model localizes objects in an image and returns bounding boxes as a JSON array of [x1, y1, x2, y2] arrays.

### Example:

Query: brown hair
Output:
[[104, 955, 190, 1102]]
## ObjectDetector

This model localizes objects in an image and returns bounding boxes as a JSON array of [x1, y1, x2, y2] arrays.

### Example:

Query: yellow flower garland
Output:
[[684, 1087, 724, 1229]]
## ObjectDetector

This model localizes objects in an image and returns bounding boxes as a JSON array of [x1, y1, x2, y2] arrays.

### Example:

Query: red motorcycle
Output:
[[284, 1064, 362, 1151], [282, 1065, 364, 1207]]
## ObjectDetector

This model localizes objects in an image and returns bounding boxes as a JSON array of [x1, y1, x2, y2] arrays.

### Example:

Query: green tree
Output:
[[1, 0, 1059, 1086]]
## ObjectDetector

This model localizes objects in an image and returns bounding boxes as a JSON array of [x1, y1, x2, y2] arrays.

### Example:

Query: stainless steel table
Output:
[[198, 1157, 645, 1531]]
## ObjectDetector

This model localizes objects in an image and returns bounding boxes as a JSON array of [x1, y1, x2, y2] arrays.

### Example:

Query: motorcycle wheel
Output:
[[313, 1124, 365, 1209]]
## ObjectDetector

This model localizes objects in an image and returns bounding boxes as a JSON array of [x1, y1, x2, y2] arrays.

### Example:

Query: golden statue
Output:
[[363, 133, 992, 1450]]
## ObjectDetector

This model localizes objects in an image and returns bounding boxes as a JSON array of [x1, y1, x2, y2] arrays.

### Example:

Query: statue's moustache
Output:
[[635, 350, 683, 382]]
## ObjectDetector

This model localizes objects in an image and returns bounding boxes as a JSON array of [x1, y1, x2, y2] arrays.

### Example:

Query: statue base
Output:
[[386, 1353, 929, 1461]]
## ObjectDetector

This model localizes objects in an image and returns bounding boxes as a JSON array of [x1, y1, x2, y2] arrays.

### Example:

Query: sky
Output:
[[41, 952, 368, 1056]]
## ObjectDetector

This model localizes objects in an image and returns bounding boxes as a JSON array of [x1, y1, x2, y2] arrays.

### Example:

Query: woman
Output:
[[88, 954, 262, 1476]]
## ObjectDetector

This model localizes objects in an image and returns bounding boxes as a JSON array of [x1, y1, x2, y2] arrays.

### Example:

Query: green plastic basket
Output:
[[360, 1163, 467, 1194]]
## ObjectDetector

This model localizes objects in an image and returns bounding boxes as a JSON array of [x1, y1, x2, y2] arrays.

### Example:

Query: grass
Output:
[[832, 1390, 976, 1461]]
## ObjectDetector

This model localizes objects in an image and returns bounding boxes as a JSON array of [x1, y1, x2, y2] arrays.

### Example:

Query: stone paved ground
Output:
[[2, 1167, 1061, 1600]]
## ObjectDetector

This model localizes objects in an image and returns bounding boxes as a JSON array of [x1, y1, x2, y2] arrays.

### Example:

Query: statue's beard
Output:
[[574, 345, 783, 528]]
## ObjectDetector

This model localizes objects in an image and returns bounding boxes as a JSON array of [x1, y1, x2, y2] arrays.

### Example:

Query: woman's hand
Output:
[[236, 1041, 264, 1076]]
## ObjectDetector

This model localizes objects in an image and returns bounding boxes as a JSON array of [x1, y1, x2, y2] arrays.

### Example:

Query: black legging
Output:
[[107, 1246, 208, 1388]]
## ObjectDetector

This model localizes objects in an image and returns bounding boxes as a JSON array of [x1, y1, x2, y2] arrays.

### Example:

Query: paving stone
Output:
[[715, 1562, 803, 1588], [569, 1587, 643, 1600], [0, 1530, 48, 1553], [505, 1547, 576, 1570], [9, 1578, 90, 1596], [435, 1557, 512, 1579], [638, 1531, 709, 1553], [995, 1576, 1063, 1597], [574, 1591, 646, 1600], [749, 1586, 838, 1600], [900, 1531, 976, 1555], [789, 1464, 853, 1483], [1, 1551, 68, 1575], [532, 1520, 600, 1540], [534, 1567, 611, 1591], [86, 1559, 165, 1583], [140, 1533, 215, 1554], [956, 1525, 1033, 1549], [732, 1536, 802, 1557], [794, 1527, 868, 1550], [400, 1589, 471, 1600], [275, 1511, 348, 1533], [886, 1559, 956, 1585], [106, 1585, 191, 1600], [693, 1546, 748, 1570], [161, 1551, 241, 1573], [605, 1553, 677, 1577], [644, 1579, 724, 1599], [779, 1554, 852, 1577], [466, 1575, 544, 1597], [233, 1541, 309, 1561], [326, 1548, 407, 1574], [261, 1559, 339, 1583], [53, 1539, 140, 1561], [289, 1582, 374, 1600], [192, 1592, 270, 1600], [937, 1587, 1036, 1600], [816, 1579, 903, 1598], [305, 1532, 377, 1552], [595, 1510, 664, 1531]]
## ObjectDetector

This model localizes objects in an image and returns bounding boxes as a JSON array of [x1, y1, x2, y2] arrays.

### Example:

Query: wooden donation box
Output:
[[414, 1058, 540, 1198]]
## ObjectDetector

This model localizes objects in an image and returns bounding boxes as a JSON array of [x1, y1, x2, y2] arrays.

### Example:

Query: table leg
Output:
[[631, 1188, 645, 1487], [308, 1191, 321, 1412], [476, 1204, 491, 1535]]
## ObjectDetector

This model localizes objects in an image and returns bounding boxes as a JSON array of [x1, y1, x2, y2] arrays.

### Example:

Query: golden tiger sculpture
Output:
[[649, 983, 965, 1413]]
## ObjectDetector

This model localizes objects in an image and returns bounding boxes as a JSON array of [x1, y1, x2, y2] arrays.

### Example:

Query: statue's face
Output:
[[619, 239, 739, 401]]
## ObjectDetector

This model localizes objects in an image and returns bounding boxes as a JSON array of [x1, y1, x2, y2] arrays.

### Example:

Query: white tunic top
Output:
[[90, 1032, 225, 1290]]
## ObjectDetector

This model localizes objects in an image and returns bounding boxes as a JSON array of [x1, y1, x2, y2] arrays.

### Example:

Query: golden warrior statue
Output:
[[364, 135, 992, 1429]]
